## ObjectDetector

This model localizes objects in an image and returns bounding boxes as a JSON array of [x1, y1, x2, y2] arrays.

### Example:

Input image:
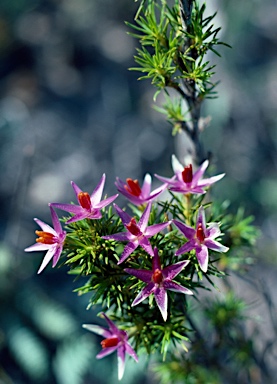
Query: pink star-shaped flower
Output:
[[155, 154, 225, 195], [173, 206, 229, 272], [24, 205, 66, 274], [125, 248, 193, 321], [102, 203, 170, 264], [82, 313, 138, 380], [115, 173, 166, 206], [50, 174, 118, 224]]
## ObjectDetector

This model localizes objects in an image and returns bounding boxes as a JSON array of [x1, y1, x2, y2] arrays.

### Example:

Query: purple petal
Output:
[[197, 173, 225, 187], [25, 243, 52, 252], [71, 181, 83, 200], [102, 232, 130, 242], [82, 324, 111, 338], [144, 222, 169, 237], [192, 159, 209, 184], [90, 174, 106, 205], [206, 223, 221, 239], [125, 342, 138, 362], [124, 268, 152, 283], [196, 245, 209, 272], [162, 260, 190, 280], [175, 239, 197, 256], [49, 205, 62, 234], [66, 212, 90, 224], [132, 283, 155, 306], [50, 203, 84, 214], [114, 204, 132, 227], [204, 239, 229, 253], [138, 237, 154, 256], [154, 286, 168, 321], [154, 174, 176, 185], [163, 280, 193, 295], [137, 203, 151, 232], [196, 206, 207, 232], [173, 220, 195, 240], [152, 247, 161, 270], [95, 194, 118, 209], [52, 246, 63, 267], [37, 247, 56, 274], [117, 345, 126, 380], [96, 346, 118, 359], [118, 242, 138, 264], [102, 313, 121, 335], [33, 218, 56, 235], [141, 173, 151, 197]]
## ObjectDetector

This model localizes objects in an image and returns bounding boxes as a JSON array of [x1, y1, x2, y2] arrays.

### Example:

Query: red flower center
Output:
[[101, 337, 119, 348], [35, 231, 56, 244], [196, 223, 205, 243], [182, 164, 193, 183], [124, 178, 141, 197], [152, 268, 163, 284], [126, 218, 141, 236], [78, 192, 91, 210]]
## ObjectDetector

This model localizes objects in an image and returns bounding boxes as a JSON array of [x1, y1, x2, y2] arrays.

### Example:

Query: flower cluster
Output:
[[25, 156, 228, 380]]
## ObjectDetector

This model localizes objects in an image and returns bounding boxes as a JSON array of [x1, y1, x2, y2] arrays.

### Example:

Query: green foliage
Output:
[[128, 0, 230, 136]]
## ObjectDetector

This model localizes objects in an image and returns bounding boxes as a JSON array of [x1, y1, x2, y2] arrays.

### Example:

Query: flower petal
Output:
[[66, 212, 90, 224], [52, 246, 63, 267], [124, 268, 152, 283], [90, 174, 106, 205], [196, 206, 206, 232], [138, 237, 154, 256], [33, 218, 56, 235], [102, 232, 130, 242], [206, 223, 221, 239], [101, 313, 121, 335], [117, 345, 126, 380], [192, 159, 209, 184], [49, 205, 63, 234], [137, 203, 151, 232], [50, 203, 84, 214], [141, 173, 151, 197], [171, 154, 184, 174], [71, 181, 82, 200], [162, 260, 190, 280], [144, 222, 169, 237], [173, 220, 195, 240], [37, 247, 56, 274], [163, 280, 193, 295], [152, 247, 161, 270], [175, 240, 197, 256], [96, 346, 118, 359], [154, 286, 168, 321], [125, 342, 138, 362], [114, 204, 132, 227], [204, 239, 229, 253], [196, 245, 209, 272], [132, 282, 155, 306], [94, 194, 118, 209], [118, 242, 138, 264], [197, 173, 225, 187], [24, 243, 52, 252], [82, 324, 111, 338]]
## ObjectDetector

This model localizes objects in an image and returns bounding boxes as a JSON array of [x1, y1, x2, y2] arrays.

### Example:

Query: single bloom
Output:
[[115, 173, 166, 206], [50, 174, 118, 224], [24, 205, 66, 274], [155, 154, 225, 195], [125, 247, 193, 321], [173, 206, 229, 273], [82, 313, 138, 380], [102, 203, 170, 264]]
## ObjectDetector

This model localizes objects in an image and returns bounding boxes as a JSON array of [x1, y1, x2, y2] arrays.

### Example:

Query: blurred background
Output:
[[0, 0, 276, 383]]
